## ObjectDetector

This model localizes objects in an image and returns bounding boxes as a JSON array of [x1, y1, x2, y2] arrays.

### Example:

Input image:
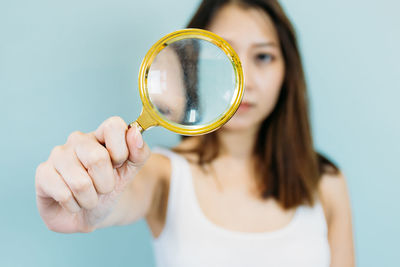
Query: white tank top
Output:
[[152, 147, 331, 267]]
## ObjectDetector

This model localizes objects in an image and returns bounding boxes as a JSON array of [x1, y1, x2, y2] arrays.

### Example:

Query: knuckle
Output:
[[69, 178, 93, 193], [98, 179, 115, 194], [35, 162, 50, 187], [35, 162, 48, 177], [110, 116, 127, 126], [57, 191, 73, 203], [105, 116, 127, 132], [83, 195, 99, 210], [50, 145, 65, 159], [112, 152, 128, 166], [67, 131, 84, 144], [87, 147, 109, 167]]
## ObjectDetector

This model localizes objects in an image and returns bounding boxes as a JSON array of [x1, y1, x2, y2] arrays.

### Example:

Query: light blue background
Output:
[[0, 0, 398, 266]]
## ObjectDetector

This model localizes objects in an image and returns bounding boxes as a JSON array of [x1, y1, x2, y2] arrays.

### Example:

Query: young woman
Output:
[[35, 0, 355, 266]]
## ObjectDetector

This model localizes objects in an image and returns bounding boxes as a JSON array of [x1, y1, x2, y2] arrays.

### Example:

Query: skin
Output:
[[35, 3, 355, 267], [148, 46, 187, 123]]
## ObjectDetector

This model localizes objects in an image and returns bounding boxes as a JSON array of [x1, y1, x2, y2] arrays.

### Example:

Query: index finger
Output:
[[94, 116, 129, 167]]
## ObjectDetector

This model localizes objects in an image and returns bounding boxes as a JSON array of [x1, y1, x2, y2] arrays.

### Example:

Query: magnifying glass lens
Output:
[[131, 29, 243, 135], [148, 38, 236, 127]]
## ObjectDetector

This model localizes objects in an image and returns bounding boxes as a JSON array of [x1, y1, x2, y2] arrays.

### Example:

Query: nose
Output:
[[240, 57, 254, 92]]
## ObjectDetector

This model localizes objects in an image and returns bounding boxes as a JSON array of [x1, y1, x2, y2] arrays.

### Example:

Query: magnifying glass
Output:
[[129, 28, 244, 136]]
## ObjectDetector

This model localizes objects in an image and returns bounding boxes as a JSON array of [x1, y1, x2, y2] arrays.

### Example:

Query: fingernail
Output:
[[135, 126, 143, 149]]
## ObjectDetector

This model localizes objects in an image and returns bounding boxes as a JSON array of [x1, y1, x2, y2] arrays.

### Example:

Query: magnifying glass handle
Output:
[[128, 108, 158, 133], [128, 121, 143, 133]]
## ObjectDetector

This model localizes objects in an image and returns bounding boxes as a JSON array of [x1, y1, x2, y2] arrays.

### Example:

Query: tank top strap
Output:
[[294, 199, 329, 236], [152, 146, 192, 179]]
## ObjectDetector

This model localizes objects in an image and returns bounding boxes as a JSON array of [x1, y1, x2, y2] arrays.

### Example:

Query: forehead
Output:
[[207, 3, 279, 46]]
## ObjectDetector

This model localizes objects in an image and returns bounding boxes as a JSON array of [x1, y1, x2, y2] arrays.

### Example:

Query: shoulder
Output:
[[317, 171, 352, 225], [140, 138, 200, 186], [317, 172, 356, 266], [139, 149, 172, 183]]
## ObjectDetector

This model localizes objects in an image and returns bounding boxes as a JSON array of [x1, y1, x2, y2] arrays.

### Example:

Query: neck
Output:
[[217, 125, 260, 159]]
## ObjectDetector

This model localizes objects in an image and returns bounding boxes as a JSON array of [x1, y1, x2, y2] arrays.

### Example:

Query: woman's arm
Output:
[[95, 153, 171, 229], [318, 172, 356, 267]]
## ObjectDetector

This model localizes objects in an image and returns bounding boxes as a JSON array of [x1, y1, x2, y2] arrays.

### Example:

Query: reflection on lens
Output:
[[170, 39, 202, 125]]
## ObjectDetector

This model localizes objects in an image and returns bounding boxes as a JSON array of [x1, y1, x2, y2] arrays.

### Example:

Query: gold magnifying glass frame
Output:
[[129, 28, 244, 135]]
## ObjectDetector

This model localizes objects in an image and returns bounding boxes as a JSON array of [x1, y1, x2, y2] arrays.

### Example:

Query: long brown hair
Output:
[[175, 0, 339, 209]]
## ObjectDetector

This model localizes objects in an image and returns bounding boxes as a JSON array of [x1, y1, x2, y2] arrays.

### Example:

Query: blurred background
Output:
[[0, 0, 398, 266]]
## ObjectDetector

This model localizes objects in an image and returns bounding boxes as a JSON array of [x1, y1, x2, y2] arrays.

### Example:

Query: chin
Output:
[[220, 116, 263, 132]]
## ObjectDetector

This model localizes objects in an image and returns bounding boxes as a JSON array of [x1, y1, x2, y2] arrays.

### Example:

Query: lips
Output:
[[238, 102, 254, 112], [240, 103, 252, 108]]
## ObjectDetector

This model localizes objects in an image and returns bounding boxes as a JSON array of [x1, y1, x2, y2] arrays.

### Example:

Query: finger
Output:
[[126, 124, 150, 167], [75, 139, 115, 194], [36, 163, 81, 213], [65, 131, 115, 194], [94, 116, 129, 168], [52, 147, 99, 210]]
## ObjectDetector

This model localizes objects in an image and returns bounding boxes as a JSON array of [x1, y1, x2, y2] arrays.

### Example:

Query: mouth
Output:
[[237, 102, 254, 112]]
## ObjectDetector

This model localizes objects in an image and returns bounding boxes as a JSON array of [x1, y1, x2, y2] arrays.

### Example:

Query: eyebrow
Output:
[[223, 39, 278, 48], [253, 42, 278, 48]]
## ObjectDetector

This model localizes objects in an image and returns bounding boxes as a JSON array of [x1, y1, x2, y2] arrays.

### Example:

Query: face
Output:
[[207, 3, 285, 131], [148, 46, 186, 123]]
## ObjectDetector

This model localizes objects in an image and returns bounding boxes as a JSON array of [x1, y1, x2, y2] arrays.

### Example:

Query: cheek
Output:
[[256, 63, 285, 112], [221, 62, 285, 131]]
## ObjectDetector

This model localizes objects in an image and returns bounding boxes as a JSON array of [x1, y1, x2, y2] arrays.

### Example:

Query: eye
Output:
[[255, 53, 273, 63], [157, 106, 171, 116]]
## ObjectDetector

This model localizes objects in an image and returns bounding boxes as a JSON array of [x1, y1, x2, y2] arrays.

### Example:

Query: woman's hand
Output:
[[35, 116, 150, 233]]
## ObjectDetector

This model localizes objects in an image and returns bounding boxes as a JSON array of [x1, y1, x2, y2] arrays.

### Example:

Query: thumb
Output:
[[125, 124, 151, 168], [112, 125, 150, 193]]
